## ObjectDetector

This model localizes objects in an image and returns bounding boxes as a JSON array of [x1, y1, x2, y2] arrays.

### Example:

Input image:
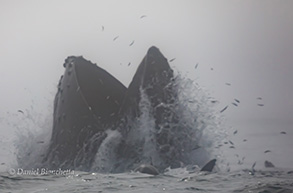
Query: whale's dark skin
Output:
[[114, 47, 185, 172], [43, 46, 197, 172], [119, 46, 175, 120], [43, 56, 127, 170]]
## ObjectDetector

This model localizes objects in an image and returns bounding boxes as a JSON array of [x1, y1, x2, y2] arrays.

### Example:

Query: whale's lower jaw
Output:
[[43, 46, 201, 172]]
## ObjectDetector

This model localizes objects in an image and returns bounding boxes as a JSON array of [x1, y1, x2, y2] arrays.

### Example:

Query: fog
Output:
[[1, 1, 293, 169]]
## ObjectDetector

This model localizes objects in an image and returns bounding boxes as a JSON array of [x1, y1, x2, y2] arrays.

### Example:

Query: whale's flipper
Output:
[[200, 159, 217, 172], [43, 56, 126, 170]]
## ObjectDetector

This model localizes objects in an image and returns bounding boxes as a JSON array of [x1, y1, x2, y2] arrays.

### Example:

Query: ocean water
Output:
[[0, 73, 292, 192], [1, 169, 293, 193]]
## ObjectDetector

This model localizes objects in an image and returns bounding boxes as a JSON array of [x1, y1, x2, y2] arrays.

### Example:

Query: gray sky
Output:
[[1, 0, 293, 170], [0, 1, 292, 132]]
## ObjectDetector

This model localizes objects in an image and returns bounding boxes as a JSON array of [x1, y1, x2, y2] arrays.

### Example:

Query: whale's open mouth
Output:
[[39, 46, 221, 173]]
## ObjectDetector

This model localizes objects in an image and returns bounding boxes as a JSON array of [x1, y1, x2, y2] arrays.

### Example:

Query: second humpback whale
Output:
[[43, 46, 205, 173]]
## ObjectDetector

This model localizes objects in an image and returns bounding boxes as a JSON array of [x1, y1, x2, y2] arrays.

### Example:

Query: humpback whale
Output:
[[43, 56, 127, 170], [43, 46, 202, 172]]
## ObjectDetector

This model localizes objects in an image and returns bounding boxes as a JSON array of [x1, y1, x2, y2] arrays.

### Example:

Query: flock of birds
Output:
[[11, 14, 288, 173]]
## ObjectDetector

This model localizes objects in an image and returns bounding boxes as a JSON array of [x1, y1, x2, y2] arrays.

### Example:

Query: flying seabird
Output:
[[264, 150, 271, 153], [17, 110, 24, 114], [280, 131, 287, 134], [140, 15, 147, 19], [234, 99, 240, 103]]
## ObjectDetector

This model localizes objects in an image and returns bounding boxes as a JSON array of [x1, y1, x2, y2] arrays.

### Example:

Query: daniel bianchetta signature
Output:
[[8, 168, 74, 176]]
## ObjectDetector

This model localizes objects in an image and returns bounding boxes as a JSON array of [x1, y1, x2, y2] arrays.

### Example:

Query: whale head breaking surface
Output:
[[42, 46, 210, 173]]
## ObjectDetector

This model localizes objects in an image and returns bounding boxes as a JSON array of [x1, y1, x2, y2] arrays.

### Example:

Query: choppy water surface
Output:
[[0, 73, 292, 192], [1, 168, 293, 193]]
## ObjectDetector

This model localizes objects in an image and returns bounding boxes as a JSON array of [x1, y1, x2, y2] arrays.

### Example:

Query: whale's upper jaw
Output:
[[118, 46, 174, 118], [44, 55, 127, 170]]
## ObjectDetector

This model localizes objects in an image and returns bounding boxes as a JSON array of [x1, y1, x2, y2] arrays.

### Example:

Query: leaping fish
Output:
[[169, 58, 176, 62], [129, 40, 135, 46], [220, 105, 228, 113]]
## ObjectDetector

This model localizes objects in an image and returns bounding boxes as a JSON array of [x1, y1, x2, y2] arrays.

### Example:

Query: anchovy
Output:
[[169, 58, 176, 62], [232, 102, 238, 106], [17, 110, 24, 114], [113, 36, 119, 41], [264, 150, 271, 153], [220, 105, 228, 113], [129, 40, 135, 46]]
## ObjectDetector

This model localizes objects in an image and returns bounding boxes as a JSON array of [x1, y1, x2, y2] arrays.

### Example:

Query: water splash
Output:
[[91, 72, 227, 172], [0, 97, 53, 173], [14, 109, 52, 170], [90, 129, 122, 172], [11, 72, 226, 172]]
